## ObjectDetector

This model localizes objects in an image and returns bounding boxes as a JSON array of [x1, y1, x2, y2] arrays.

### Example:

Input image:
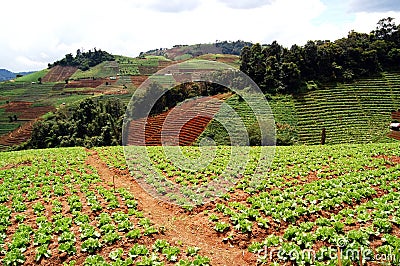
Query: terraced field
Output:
[[115, 56, 171, 76], [0, 101, 55, 147], [70, 61, 119, 80], [65, 79, 108, 89], [42, 66, 77, 82], [294, 72, 400, 145], [198, 94, 275, 145], [0, 69, 132, 149], [126, 95, 227, 146]]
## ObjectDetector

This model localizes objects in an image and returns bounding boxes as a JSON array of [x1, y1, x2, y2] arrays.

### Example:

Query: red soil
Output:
[[86, 150, 250, 265], [0, 101, 55, 147], [130, 76, 148, 87], [138, 66, 159, 75], [65, 79, 106, 88], [391, 110, 400, 121], [42, 66, 77, 82], [4, 101, 54, 120], [388, 130, 400, 141], [157, 61, 176, 71], [0, 119, 37, 146], [126, 94, 228, 146]]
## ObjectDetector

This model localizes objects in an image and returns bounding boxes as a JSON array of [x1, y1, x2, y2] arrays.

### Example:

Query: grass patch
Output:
[[14, 69, 49, 83], [70, 61, 118, 79]]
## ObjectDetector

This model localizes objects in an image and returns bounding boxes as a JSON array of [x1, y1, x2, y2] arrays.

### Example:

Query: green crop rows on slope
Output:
[[70, 61, 119, 79], [195, 94, 258, 145], [0, 147, 210, 265], [294, 72, 400, 145], [197, 94, 298, 145], [98, 143, 400, 265]]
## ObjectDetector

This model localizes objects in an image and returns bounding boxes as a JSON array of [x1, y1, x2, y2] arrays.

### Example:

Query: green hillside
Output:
[[2, 36, 400, 150], [70, 61, 119, 79], [294, 72, 400, 145], [199, 72, 399, 146], [14, 69, 49, 83], [142, 40, 252, 60]]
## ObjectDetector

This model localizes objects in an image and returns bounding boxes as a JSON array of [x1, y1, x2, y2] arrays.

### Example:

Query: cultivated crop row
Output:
[[99, 143, 400, 265], [0, 147, 210, 265]]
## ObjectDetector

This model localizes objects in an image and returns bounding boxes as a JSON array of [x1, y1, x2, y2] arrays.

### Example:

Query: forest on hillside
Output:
[[27, 98, 125, 149], [240, 17, 400, 95], [48, 48, 114, 71]]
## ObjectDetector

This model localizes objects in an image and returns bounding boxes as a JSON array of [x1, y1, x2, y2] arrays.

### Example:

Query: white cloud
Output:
[[0, 0, 399, 72], [145, 0, 201, 12], [218, 0, 275, 9], [348, 11, 400, 34], [15, 56, 48, 70]]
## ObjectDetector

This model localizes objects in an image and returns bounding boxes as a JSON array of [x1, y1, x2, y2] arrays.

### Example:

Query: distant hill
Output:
[[141, 40, 252, 60], [0, 69, 34, 81]]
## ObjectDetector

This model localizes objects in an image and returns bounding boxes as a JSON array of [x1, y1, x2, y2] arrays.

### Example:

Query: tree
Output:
[[373, 17, 398, 41], [238, 17, 399, 94], [303, 41, 318, 79], [240, 46, 251, 75], [29, 98, 126, 149], [264, 55, 282, 93], [249, 43, 266, 86], [281, 62, 301, 93]]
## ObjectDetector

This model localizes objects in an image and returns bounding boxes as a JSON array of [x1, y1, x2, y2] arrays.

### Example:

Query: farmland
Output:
[[70, 61, 119, 80], [0, 147, 217, 265], [199, 71, 400, 146], [1, 142, 399, 265], [294, 72, 400, 145], [2, 48, 400, 151]]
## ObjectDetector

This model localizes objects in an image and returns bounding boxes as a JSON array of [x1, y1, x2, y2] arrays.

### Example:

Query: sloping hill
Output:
[[0, 69, 16, 81], [42, 65, 77, 82], [0, 101, 55, 148], [294, 72, 400, 144], [126, 94, 227, 146], [142, 41, 252, 60], [0, 69, 34, 81]]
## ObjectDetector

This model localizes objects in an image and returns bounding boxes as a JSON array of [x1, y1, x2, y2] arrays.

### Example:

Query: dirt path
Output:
[[86, 149, 254, 266]]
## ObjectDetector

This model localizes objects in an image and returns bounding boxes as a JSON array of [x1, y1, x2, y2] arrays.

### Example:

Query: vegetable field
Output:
[[1, 143, 396, 265], [295, 72, 400, 145], [0, 148, 213, 265]]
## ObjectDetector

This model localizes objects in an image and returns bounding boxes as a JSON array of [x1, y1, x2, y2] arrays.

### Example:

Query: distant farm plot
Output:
[[0, 101, 55, 148], [197, 54, 240, 68], [42, 66, 77, 82], [0, 82, 56, 102], [115, 55, 172, 76], [294, 72, 400, 145], [65, 79, 107, 89], [70, 61, 119, 79]]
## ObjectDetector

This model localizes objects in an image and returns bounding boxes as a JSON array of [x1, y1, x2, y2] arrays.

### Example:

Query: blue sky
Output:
[[1, 0, 399, 72]]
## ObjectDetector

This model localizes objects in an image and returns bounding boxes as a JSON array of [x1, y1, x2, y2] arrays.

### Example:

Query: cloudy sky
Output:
[[1, 0, 399, 72]]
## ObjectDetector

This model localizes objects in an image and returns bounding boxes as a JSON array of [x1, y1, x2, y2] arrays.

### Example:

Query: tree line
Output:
[[27, 98, 125, 149], [240, 17, 400, 95], [48, 48, 115, 71]]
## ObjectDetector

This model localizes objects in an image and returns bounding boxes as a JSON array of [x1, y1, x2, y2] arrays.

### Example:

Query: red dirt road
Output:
[[87, 149, 254, 265]]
